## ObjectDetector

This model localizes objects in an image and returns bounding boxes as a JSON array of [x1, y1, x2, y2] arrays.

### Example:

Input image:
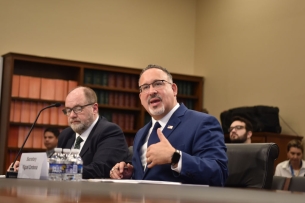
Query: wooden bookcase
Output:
[[0, 53, 204, 174]]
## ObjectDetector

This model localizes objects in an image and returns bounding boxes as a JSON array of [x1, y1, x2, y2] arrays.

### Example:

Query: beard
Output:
[[70, 116, 94, 134], [230, 132, 248, 143], [149, 104, 165, 116], [147, 95, 165, 116]]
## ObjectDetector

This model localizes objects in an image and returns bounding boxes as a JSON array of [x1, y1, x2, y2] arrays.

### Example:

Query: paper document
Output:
[[88, 179, 181, 185]]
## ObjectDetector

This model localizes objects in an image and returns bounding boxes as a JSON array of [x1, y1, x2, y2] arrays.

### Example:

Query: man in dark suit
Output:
[[110, 65, 228, 186], [58, 86, 128, 179]]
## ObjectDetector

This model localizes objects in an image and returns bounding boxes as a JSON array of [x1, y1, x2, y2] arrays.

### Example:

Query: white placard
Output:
[[17, 153, 48, 180]]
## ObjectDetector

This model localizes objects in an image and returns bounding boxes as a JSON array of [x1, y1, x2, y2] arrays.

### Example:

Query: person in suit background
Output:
[[274, 139, 305, 177], [229, 116, 253, 143], [110, 64, 228, 186], [43, 127, 60, 158], [58, 86, 129, 179]]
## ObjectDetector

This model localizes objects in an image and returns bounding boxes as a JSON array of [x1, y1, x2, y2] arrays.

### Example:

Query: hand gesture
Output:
[[146, 128, 175, 168]]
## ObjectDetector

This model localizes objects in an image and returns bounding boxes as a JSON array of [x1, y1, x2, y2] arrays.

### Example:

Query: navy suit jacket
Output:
[[132, 104, 228, 186], [58, 117, 129, 179]]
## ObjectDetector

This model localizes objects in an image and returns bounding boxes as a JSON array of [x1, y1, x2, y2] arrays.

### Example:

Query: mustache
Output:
[[148, 95, 162, 104]]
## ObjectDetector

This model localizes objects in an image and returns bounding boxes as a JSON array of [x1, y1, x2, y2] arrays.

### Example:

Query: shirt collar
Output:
[[151, 103, 180, 130], [75, 116, 99, 140]]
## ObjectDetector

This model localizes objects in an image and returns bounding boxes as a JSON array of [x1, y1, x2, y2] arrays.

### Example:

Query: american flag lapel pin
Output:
[[167, 125, 173, 129]]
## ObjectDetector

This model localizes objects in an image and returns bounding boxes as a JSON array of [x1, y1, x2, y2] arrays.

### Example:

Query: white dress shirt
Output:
[[73, 116, 99, 152], [141, 104, 182, 172]]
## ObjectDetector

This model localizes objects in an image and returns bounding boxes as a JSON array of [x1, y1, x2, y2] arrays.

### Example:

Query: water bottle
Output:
[[62, 148, 71, 181], [74, 149, 83, 181], [48, 148, 63, 181]]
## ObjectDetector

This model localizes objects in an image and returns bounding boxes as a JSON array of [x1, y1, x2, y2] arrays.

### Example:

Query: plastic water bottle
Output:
[[48, 148, 63, 181], [74, 149, 83, 181], [62, 148, 71, 181]]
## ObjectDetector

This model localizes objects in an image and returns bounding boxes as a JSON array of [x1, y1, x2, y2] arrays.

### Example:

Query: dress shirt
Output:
[[274, 160, 305, 177], [73, 116, 99, 152], [141, 103, 182, 172]]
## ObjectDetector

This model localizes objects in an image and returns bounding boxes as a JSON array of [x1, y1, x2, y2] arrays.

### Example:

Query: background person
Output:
[[43, 127, 60, 158], [229, 116, 253, 143], [274, 139, 305, 177]]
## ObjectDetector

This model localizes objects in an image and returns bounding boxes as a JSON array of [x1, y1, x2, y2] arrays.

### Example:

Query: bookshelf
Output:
[[0, 53, 204, 174]]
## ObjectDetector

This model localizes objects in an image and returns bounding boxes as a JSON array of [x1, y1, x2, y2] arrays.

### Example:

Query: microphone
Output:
[[6, 102, 62, 178]]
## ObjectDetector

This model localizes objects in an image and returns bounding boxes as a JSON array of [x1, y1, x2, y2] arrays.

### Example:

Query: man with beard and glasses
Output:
[[57, 86, 129, 179], [229, 116, 253, 143], [109, 64, 228, 186]]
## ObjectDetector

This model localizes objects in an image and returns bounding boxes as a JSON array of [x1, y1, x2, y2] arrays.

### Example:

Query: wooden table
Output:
[[0, 178, 305, 203]]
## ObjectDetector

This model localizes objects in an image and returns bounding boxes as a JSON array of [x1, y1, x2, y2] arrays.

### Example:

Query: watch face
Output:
[[171, 150, 181, 164]]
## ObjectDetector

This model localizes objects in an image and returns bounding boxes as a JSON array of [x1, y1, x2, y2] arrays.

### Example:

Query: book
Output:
[[20, 101, 30, 123], [13, 100, 21, 122], [32, 127, 43, 149], [84, 69, 93, 84], [19, 75, 30, 98], [36, 102, 43, 124], [29, 102, 37, 123], [40, 78, 56, 100], [8, 126, 19, 147], [41, 103, 50, 124], [49, 107, 58, 125], [54, 79, 66, 101], [58, 108, 68, 126], [28, 76, 41, 99], [17, 126, 25, 148], [11, 75, 20, 97], [68, 80, 78, 93]]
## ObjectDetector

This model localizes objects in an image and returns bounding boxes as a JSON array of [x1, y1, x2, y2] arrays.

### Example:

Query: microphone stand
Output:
[[6, 103, 61, 178]]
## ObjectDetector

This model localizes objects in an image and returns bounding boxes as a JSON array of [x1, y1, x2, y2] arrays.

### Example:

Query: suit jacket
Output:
[[58, 117, 129, 179], [132, 104, 228, 186]]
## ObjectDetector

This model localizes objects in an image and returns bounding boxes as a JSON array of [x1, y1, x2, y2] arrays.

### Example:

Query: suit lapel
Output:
[[66, 135, 75, 149], [143, 104, 187, 179], [134, 122, 152, 177], [80, 117, 100, 157]]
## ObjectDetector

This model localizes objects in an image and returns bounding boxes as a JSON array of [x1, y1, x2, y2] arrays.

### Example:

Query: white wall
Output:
[[195, 0, 305, 138], [0, 0, 196, 74]]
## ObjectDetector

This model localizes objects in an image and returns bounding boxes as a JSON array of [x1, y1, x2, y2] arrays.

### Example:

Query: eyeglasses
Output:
[[228, 125, 245, 132], [62, 103, 95, 116], [139, 80, 172, 93]]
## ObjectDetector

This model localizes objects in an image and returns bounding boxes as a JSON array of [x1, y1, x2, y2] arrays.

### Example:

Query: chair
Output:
[[288, 177, 305, 192], [225, 143, 279, 189], [271, 176, 290, 190]]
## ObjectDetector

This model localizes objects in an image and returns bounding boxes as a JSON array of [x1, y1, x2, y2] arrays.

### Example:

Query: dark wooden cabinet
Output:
[[0, 53, 204, 174], [225, 132, 303, 171]]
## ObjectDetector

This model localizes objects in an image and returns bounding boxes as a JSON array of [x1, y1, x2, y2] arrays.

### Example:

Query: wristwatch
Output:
[[171, 149, 181, 165]]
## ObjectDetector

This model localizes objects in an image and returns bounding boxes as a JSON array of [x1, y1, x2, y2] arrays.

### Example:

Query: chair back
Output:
[[288, 177, 305, 192], [225, 143, 279, 189], [272, 176, 290, 190]]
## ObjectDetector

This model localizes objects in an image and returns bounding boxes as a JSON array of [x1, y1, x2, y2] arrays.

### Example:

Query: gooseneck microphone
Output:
[[6, 102, 62, 178]]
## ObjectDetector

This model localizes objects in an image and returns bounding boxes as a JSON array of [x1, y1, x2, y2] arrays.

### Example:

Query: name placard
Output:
[[18, 153, 48, 180]]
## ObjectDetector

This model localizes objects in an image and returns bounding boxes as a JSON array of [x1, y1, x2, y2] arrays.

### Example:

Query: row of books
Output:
[[176, 81, 194, 96], [96, 90, 138, 107], [84, 70, 138, 89], [179, 100, 195, 110], [10, 100, 68, 126], [12, 74, 78, 101], [8, 126, 49, 149], [102, 112, 135, 131]]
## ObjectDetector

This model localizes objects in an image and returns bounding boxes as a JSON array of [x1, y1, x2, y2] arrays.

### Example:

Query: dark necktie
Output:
[[74, 136, 83, 149], [147, 122, 161, 147]]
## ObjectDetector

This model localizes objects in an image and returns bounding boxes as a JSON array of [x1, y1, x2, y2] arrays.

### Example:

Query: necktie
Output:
[[74, 136, 83, 149], [147, 122, 161, 147]]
